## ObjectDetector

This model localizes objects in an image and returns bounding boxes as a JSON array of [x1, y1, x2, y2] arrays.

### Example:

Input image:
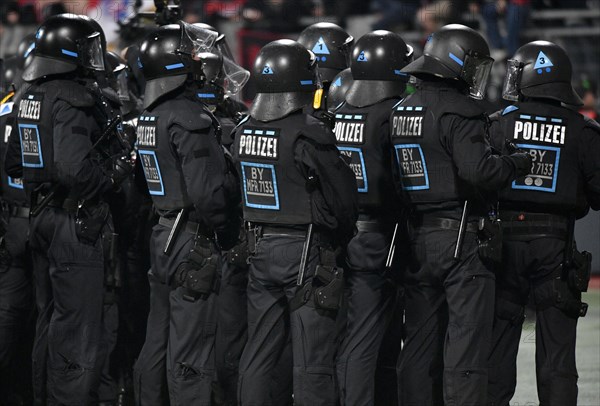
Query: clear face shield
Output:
[[78, 32, 105, 71], [113, 64, 131, 101], [502, 59, 523, 102], [340, 36, 354, 67], [461, 52, 494, 100], [212, 36, 250, 97], [178, 21, 218, 58], [221, 56, 249, 96]]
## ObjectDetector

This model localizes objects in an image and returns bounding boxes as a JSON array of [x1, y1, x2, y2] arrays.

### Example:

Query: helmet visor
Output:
[[308, 50, 323, 90], [502, 59, 523, 102], [79, 32, 105, 71], [222, 56, 249, 96], [178, 21, 218, 58], [461, 53, 494, 100]]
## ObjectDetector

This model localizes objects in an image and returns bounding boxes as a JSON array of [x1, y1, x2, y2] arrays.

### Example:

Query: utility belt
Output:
[[409, 213, 479, 233], [246, 222, 343, 313], [499, 211, 569, 240], [158, 215, 209, 236], [356, 214, 396, 233], [246, 222, 312, 255], [0, 200, 30, 219], [411, 209, 502, 265]]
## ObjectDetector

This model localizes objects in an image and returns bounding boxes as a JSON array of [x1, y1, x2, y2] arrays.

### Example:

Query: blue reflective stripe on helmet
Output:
[[300, 80, 313, 85], [448, 52, 463, 66], [61, 49, 78, 58], [165, 63, 185, 70]]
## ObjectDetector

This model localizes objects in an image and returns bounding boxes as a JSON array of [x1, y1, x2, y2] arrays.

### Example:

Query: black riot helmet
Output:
[[16, 34, 36, 70], [402, 24, 493, 99], [250, 39, 321, 122], [327, 68, 354, 112], [139, 22, 218, 109], [345, 30, 413, 107], [1, 57, 19, 94], [192, 22, 249, 105], [22, 14, 106, 82], [502, 41, 582, 106], [297, 22, 354, 83]]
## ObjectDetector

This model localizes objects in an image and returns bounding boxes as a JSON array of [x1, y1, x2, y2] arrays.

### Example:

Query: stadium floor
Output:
[[512, 289, 600, 405]]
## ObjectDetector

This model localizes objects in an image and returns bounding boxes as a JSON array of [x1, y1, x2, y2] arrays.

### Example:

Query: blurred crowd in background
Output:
[[1, 0, 599, 116]]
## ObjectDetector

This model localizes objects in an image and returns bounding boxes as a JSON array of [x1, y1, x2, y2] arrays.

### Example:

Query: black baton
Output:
[[453, 200, 469, 261], [297, 224, 313, 286], [164, 208, 186, 255]]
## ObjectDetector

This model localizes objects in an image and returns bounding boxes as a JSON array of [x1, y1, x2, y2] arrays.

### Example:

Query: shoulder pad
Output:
[[169, 101, 212, 132], [440, 97, 485, 118], [47, 80, 95, 107], [583, 115, 600, 135], [300, 114, 336, 145]]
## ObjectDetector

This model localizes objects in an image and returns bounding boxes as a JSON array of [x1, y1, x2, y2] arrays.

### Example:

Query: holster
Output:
[[477, 216, 503, 266], [75, 202, 109, 245], [175, 235, 220, 302], [226, 226, 249, 268], [552, 277, 588, 318], [566, 247, 592, 293], [290, 246, 344, 312]]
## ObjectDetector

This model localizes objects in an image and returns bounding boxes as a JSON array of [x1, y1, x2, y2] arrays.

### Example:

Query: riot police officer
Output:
[[192, 21, 253, 406], [333, 30, 412, 406], [0, 37, 34, 403], [132, 22, 241, 405], [231, 39, 358, 406], [4, 14, 130, 405], [298, 22, 353, 115], [326, 68, 353, 113], [487, 41, 600, 406], [390, 24, 531, 405]]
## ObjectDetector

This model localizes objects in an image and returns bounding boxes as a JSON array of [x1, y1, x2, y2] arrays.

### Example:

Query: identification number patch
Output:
[[394, 144, 429, 190], [138, 150, 165, 196], [337, 147, 368, 192], [18, 124, 43, 168], [512, 143, 560, 193], [8, 177, 24, 189], [241, 162, 279, 210]]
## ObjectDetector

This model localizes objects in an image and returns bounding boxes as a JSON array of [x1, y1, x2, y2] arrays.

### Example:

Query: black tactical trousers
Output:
[[488, 237, 579, 406], [29, 207, 105, 405], [397, 222, 495, 406], [337, 229, 403, 406], [0, 215, 33, 402], [134, 223, 219, 406], [238, 233, 339, 406], [216, 257, 248, 405]]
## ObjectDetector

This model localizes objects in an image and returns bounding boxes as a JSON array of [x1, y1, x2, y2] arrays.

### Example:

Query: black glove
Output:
[[119, 123, 137, 153], [175, 239, 219, 301], [509, 150, 532, 178], [110, 155, 135, 187]]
